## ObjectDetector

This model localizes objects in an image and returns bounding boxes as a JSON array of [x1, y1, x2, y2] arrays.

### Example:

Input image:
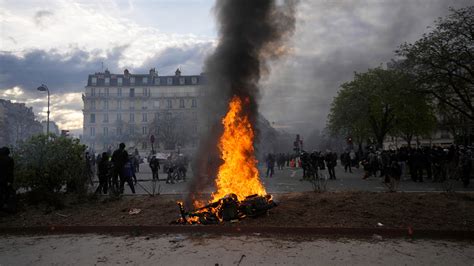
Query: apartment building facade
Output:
[[82, 68, 206, 153]]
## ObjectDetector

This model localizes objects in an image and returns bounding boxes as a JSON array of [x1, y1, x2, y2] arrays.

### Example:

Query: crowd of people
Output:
[[264, 145, 472, 189], [357, 146, 472, 188], [86, 143, 191, 195]]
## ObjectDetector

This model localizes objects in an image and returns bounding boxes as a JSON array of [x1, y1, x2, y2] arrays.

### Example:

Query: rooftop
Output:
[[86, 68, 206, 87]]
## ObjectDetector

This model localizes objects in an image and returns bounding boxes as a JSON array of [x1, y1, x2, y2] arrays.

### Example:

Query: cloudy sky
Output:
[[0, 0, 472, 137]]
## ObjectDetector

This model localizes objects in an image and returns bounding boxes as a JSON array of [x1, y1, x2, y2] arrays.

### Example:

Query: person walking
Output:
[[122, 157, 137, 194]]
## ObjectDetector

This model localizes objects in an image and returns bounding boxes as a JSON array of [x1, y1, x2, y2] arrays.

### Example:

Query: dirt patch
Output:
[[1, 192, 473, 231]]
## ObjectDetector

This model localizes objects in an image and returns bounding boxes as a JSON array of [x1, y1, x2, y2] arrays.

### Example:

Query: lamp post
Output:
[[37, 84, 50, 135]]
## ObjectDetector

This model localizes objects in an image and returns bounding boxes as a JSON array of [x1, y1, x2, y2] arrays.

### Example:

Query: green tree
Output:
[[13, 134, 88, 205], [328, 68, 436, 147], [396, 6, 474, 121]]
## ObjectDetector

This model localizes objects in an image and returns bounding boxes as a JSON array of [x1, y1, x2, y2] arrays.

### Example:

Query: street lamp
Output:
[[37, 84, 50, 135]]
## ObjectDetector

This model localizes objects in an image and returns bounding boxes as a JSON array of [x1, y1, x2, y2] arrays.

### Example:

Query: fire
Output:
[[210, 96, 266, 202]]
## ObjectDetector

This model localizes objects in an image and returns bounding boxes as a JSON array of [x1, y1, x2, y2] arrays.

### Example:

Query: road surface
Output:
[[114, 163, 473, 195]]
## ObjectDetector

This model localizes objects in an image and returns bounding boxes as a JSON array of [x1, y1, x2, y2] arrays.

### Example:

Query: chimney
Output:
[[149, 68, 156, 76], [175, 68, 181, 76], [124, 69, 130, 77]]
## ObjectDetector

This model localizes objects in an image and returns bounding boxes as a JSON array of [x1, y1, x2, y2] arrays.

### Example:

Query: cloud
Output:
[[0, 0, 214, 67], [1, 86, 24, 97], [0, 46, 126, 93], [137, 42, 215, 75], [33, 10, 54, 28], [0, 43, 214, 130]]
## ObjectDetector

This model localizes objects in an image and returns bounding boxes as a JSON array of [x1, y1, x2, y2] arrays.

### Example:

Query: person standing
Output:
[[149, 155, 160, 180], [0, 147, 15, 212], [95, 152, 110, 194], [111, 143, 129, 193], [265, 153, 275, 178], [460, 150, 472, 188], [325, 151, 337, 180]]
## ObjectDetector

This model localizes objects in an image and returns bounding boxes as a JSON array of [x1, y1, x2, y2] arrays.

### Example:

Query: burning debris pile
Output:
[[174, 194, 276, 225]]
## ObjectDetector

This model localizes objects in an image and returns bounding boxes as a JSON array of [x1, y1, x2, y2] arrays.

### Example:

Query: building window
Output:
[[117, 113, 122, 121], [154, 112, 160, 120], [179, 98, 185, 108], [129, 125, 134, 135], [143, 87, 149, 97], [130, 88, 135, 97], [117, 127, 122, 135], [103, 127, 108, 136], [103, 99, 109, 110], [129, 101, 135, 110], [191, 77, 197, 84], [143, 77, 148, 84], [117, 100, 122, 110], [154, 100, 160, 109], [118, 77, 123, 86], [90, 127, 95, 137], [167, 77, 173, 85], [167, 99, 172, 109], [105, 77, 110, 86], [90, 113, 96, 123], [103, 113, 109, 123], [105, 87, 109, 96], [154, 78, 160, 85], [118, 88, 122, 97], [142, 113, 147, 122], [91, 88, 96, 96], [91, 77, 97, 85], [142, 126, 147, 135], [192, 98, 197, 108], [179, 77, 185, 85], [130, 113, 135, 123], [90, 100, 96, 110], [130, 77, 135, 85]]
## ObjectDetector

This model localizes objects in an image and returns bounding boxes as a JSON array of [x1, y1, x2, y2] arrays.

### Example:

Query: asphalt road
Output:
[[114, 163, 474, 195]]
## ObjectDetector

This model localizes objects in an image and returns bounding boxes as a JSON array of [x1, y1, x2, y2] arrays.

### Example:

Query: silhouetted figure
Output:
[[95, 152, 110, 194], [149, 156, 160, 180], [111, 143, 129, 193], [0, 147, 15, 212], [265, 153, 275, 178]]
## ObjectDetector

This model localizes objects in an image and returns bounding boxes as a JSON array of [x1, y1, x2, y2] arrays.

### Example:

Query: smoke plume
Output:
[[187, 0, 298, 205]]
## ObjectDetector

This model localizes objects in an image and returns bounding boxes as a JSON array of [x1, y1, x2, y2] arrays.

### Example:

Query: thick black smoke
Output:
[[187, 0, 297, 205]]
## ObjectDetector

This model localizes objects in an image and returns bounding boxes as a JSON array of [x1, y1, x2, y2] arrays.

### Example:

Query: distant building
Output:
[[41, 121, 60, 136], [82, 68, 206, 154], [0, 99, 43, 147]]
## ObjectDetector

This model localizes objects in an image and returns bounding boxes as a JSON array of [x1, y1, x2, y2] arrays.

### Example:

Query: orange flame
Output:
[[210, 96, 266, 202]]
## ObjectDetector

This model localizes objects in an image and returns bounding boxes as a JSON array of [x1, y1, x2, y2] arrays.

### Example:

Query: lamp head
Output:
[[37, 84, 48, 91]]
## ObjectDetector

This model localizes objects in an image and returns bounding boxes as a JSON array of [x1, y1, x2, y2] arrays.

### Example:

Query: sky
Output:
[[0, 0, 472, 137]]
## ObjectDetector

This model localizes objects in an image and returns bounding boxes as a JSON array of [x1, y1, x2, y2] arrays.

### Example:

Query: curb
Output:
[[1, 226, 473, 240]]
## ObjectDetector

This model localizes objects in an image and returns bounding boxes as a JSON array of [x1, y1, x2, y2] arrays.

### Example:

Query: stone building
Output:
[[0, 99, 43, 147], [82, 68, 206, 154]]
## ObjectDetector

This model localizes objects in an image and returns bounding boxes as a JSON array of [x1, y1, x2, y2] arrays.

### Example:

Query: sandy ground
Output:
[[0, 234, 473, 265]]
